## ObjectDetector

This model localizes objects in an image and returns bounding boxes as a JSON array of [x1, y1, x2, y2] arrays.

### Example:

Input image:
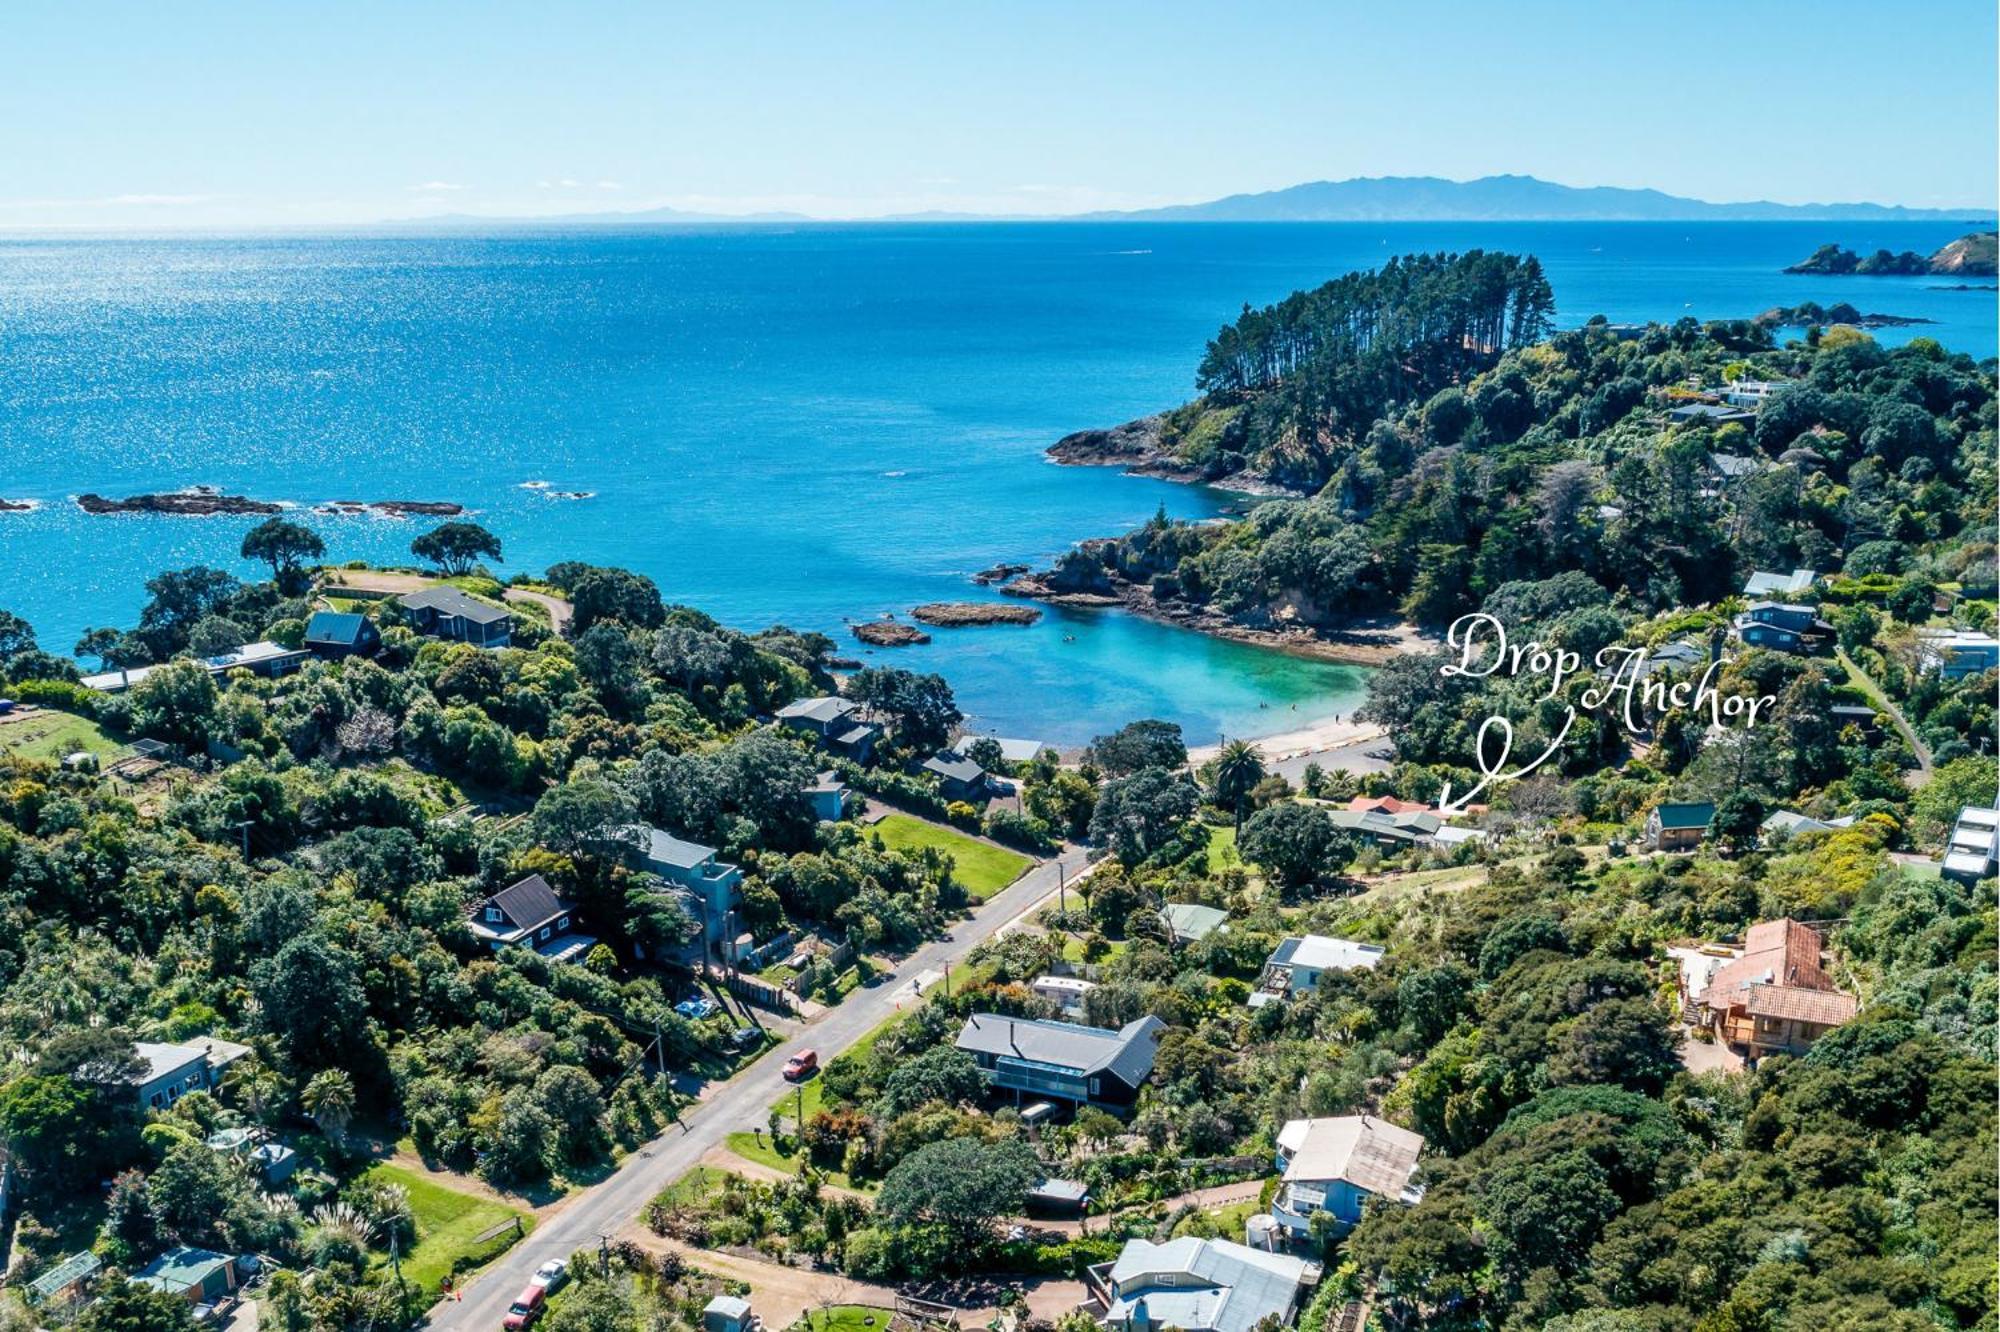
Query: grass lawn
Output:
[[653, 1165, 731, 1209], [788, 1306, 898, 1332], [869, 813, 1028, 900], [365, 1163, 531, 1296], [0, 711, 125, 762], [1060, 935, 1128, 963], [722, 1128, 870, 1192], [1204, 824, 1242, 874]]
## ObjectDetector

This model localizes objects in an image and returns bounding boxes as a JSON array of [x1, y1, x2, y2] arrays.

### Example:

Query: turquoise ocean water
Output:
[[1, 220, 1991, 743]]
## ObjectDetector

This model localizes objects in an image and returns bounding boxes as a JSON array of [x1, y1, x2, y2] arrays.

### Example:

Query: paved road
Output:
[[430, 845, 1095, 1331]]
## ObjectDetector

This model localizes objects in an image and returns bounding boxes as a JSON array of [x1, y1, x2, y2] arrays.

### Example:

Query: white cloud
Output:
[[408, 181, 465, 192], [596, 180, 623, 191]]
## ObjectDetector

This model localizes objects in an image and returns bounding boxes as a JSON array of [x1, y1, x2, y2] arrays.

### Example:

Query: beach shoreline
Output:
[[1187, 712, 1387, 766]]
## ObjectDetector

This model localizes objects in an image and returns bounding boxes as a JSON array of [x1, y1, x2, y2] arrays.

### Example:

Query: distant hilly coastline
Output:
[[1076, 174, 1989, 223], [398, 174, 1992, 227]]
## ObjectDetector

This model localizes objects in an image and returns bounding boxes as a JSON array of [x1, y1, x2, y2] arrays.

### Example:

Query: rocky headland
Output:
[[1000, 544, 1426, 666], [1047, 414, 1303, 496]]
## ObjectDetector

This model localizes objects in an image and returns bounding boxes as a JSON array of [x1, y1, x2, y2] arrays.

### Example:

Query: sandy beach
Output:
[[1188, 712, 1388, 766]]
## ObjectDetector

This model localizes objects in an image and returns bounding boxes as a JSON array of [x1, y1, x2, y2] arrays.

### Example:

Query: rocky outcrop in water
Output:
[[1754, 302, 1934, 330], [77, 488, 282, 516], [314, 499, 466, 518], [910, 602, 1041, 627], [852, 619, 930, 647]]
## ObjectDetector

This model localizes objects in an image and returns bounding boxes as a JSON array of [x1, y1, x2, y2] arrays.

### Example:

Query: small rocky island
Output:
[[1783, 230, 1996, 277], [314, 499, 466, 517], [77, 488, 283, 516], [72, 487, 465, 518], [909, 602, 1041, 627], [851, 618, 930, 647], [1755, 301, 1934, 330]]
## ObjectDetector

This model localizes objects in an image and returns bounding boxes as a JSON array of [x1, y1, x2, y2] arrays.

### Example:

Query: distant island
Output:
[[397, 174, 1993, 227], [1784, 230, 1997, 277], [1754, 301, 1934, 330]]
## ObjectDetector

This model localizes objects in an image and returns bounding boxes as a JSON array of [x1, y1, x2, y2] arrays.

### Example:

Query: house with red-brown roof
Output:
[[1347, 795, 1432, 816], [1683, 917, 1856, 1057]]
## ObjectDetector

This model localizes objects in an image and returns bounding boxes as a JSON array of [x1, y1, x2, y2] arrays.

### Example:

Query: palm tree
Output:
[[1212, 739, 1266, 828], [301, 1068, 356, 1148]]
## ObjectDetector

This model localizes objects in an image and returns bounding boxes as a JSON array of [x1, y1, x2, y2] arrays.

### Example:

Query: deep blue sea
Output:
[[1, 221, 1992, 743]]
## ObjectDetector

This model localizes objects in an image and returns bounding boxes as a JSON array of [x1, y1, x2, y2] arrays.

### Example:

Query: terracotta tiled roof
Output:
[[1743, 984, 1857, 1026], [1707, 917, 1828, 1000], [1347, 796, 1431, 816]]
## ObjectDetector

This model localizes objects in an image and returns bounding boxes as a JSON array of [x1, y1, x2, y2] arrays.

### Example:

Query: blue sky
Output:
[[5, 1, 1995, 227]]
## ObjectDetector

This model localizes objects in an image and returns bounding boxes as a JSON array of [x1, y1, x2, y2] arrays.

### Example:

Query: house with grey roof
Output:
[[1250, 935, 1385, 1009], [776, 695, 881, 760], [1323, 806, 1441, 849], [398, 586, 513, 647], [1760, 809, 1855, 843], [611, 824, 745, 962], [955, 1013, 1163, 1111], [124, 1036, 253, 1110], [1097, 1236, 1314, 1332], [81, 641, 310, 693], [919, 750, 990, 801], [1269, 1115, 1425, 1235], [1943, 805, 1999, 885], [805, 771, 849, 822], [469, 873, 594, 963], [1742, 568, 1818, 599], [1918, 630, 2000, 680], [303, 610, 381, 658], [1733, 601, 1833, 655]]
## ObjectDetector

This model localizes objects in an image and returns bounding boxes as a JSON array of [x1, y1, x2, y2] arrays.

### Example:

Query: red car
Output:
[[782, 1048, 818, 1081], [503, 1284, 546, 1331]]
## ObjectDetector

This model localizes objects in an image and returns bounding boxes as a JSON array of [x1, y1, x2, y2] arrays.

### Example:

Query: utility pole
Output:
[[597, 1232, 611, 1278], [1057, 860, 1067, 918], [230, 818, 253, 859], [943, 962, 951, 997]]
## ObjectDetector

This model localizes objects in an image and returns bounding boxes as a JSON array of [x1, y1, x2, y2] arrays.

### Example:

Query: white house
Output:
[[1249, 935, 1385, 1008]]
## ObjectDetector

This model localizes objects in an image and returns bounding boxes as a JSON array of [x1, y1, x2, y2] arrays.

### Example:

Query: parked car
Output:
[[503, 1284, 546, 1330], [674, 996, 720, 1020], [782, 1048, 818, 1081], [529, 1260, 568, 1294]]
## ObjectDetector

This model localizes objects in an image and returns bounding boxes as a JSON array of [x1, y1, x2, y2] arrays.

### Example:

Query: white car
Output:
[[530, 1260, 568, 1294]]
